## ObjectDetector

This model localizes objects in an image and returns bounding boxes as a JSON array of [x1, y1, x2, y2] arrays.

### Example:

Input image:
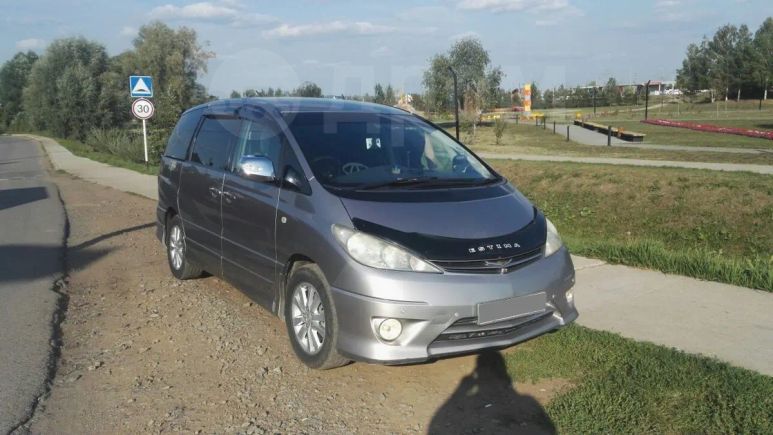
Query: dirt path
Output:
[[25, 174, 561, 434]]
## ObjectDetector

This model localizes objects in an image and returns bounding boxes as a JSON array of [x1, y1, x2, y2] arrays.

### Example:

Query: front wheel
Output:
[[284, 264, 349, 369], [166, 215, 203, 280]]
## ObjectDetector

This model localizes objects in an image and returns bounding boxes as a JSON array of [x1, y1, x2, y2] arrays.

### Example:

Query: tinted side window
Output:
[[165, 109, 202, 160], [233, 119, 284, 174], [191, 117, 241, 170]]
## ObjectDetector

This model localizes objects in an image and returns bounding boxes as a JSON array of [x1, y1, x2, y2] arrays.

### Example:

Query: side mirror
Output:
[[238, 156, 275, 182], [283, 166, 310, 194]]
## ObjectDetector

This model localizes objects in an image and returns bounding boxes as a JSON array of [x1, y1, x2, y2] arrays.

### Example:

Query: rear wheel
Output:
[[284, 264, 349, 369], [166, 215, 202, 280]]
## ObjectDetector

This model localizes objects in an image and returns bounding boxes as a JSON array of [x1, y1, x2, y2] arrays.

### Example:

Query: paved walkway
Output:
[[24, 134, 773, 376], [478, 151, 773, 175], [554, 124, 769, 154]]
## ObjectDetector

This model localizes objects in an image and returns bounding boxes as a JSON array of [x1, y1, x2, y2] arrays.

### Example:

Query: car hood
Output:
[[339, 186, 546, 261]]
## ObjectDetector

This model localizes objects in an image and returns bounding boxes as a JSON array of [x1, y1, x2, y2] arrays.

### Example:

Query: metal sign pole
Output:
[[142, 118, 148, 164]]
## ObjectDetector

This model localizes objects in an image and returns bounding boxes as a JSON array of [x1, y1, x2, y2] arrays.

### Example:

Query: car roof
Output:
[[187, 97, 409, 116]]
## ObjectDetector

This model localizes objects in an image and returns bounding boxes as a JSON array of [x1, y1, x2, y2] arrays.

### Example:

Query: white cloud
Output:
[[449, 31, 480, 41], [262, 21, 395, 39], [456, 0, 574, 13], [15, 38, 45, 50], [654, 0, 697, 22], [370, 45, 393, 57], [148, 2, 276, 27], [120, 26, 137, 37]]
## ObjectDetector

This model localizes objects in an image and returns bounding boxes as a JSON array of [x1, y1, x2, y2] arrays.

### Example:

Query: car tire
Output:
[[166, 214, 203, 280], [284, 263, 349, 370]]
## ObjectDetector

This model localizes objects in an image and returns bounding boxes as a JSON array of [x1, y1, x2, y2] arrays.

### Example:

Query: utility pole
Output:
[[448, 66, 460, 140], [644, 80, 651, 120]]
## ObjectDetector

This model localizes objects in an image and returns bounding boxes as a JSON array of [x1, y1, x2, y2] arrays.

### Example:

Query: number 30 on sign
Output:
[[131, 98, 154, 120]]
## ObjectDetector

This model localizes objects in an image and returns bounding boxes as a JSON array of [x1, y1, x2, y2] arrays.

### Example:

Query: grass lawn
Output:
[[588, 119, 773, 150], [506, 325, 773, 433], [572, 100, 773, 150], [52, 136, 160, 175], [489, 160, 772, 291], [458, 124, 773, 165]]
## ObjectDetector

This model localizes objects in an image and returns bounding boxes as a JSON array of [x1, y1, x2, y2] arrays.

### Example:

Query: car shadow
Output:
[[428, 350, 556, 435], [0, 186, 48, 211], [0, 223, 155, 285]]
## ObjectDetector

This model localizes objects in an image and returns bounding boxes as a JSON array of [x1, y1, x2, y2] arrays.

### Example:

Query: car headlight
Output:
[[544, 218, 563, 257], [332, 225, 441, 273]]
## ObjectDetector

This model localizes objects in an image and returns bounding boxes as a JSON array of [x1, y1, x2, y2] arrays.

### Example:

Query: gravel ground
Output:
[[24, 173, 561, 434]]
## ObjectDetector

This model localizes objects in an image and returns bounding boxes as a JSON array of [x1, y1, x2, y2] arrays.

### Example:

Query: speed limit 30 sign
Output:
[[131, 98, 155, 120]]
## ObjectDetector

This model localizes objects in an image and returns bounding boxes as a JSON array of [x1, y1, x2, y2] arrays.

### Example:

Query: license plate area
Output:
[[477, 292, 547, 326]]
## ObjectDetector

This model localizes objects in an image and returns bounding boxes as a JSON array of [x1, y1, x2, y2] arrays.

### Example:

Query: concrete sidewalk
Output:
[[27, 134, 773, 376], [478, 151, 773, 175]]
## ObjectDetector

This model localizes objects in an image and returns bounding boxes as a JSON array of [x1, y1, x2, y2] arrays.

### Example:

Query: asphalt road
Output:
[[0, 136, 66, 434]]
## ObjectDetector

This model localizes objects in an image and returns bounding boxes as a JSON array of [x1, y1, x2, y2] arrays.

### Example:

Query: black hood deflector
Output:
[[350, 210, 546, 262]]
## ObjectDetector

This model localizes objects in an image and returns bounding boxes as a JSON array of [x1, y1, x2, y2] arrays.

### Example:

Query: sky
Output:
[[1, 0, 770, 97]]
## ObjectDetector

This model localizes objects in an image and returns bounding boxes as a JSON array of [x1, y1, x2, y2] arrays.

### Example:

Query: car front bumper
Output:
[[329, 247, 577, 363]]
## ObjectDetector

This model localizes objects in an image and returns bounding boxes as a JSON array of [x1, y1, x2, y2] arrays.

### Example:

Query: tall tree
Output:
[[385, 85, 396, 105], [676, 41, 711, 93], [754, 17, 773, 100], [23, 37, 109, 139], [127, 21, 214, 129], [373, 83, 385, 104], [422, 37, 504, 113], [293, 81, 322, 97], [0, 51, 38, 128]]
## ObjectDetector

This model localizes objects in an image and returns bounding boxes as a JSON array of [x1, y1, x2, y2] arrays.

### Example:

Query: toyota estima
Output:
[[157, 98, 577, 369]]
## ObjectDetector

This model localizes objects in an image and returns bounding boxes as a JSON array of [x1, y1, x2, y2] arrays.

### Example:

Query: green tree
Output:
[[293, 81, 322, 97], [423, 54, 453, 113], [126, 21, 214, 129], [603, 77, 621, 105], [230, 90, 241, 98], [23, 37, 109, 139], [676, 41, 711, 93], [530, 82, 543, 109], [373, 83, 385, 104], [385, 84, 396, 105], [422, 37, 504, 113], [753, 18, 773, 101], [0, 51, 38, 128]]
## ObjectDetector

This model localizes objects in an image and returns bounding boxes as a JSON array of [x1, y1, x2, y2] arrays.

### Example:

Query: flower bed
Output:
[[641, 119, 773, 140]]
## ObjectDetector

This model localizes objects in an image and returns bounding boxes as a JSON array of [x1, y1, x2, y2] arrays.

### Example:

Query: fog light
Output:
[[378, 318, 402, 341], [566, 288, 575, 305]]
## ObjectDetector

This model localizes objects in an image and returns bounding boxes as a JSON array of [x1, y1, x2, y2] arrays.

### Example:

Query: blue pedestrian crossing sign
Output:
[[129, 76, 153, 98]]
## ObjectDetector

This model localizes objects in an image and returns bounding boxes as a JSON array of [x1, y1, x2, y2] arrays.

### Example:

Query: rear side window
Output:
[[165, 109, 202, 160], [190, 117, 241, 170]]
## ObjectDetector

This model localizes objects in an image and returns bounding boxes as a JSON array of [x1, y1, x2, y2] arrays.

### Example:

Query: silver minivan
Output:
[[156, 98, 577, 369]]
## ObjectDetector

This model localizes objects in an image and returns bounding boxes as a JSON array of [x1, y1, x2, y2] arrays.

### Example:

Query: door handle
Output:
[[222, 191, 236, 202], [208, 186, 222, 198]]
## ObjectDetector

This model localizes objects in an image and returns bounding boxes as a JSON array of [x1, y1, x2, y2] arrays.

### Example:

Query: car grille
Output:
[[430, 246, 544, 274], [435, 311, 554, 341]]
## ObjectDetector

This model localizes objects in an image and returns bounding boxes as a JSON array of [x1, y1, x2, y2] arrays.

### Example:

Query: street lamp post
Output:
[[448, 66, 460, 140]]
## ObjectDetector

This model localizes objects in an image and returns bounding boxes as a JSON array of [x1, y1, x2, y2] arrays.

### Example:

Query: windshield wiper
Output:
[[356, 177, 440, 190], [356, 176, 497, 190]]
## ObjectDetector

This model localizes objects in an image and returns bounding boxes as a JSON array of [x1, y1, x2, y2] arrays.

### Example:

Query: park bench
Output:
[[573, 119, 646, 142]]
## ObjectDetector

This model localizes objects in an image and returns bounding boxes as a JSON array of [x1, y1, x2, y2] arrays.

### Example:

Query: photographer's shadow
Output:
[[428, 350, 556, 435]]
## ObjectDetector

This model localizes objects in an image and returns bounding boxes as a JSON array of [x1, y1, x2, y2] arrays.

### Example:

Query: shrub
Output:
[[493, 116, 507, 145], [85, 128, 145, 162]]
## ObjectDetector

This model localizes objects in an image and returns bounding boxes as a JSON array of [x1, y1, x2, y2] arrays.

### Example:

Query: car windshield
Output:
[[284, 112, 496, 189]]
